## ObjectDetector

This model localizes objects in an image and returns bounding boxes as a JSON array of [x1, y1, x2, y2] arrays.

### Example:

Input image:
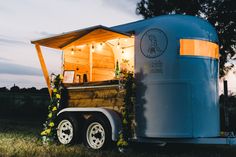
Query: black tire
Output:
[[83, 115, 112, 150], [56, 114, 80, 145]]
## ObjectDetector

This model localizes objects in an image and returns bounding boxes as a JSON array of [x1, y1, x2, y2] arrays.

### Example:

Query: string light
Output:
[[117, 42, 120, 49], [91, 44, 95, 52], [71, 48, 74, 55], [121, 48, 124, 54], [97, 42, 104, 51]]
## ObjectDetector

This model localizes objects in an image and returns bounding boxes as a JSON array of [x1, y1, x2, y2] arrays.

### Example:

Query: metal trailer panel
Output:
[[131, 137, 236, 145], [114, 15, 220, 138]]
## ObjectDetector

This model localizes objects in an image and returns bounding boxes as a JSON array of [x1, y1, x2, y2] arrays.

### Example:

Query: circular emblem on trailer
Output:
[[140, 28, 168, 58]]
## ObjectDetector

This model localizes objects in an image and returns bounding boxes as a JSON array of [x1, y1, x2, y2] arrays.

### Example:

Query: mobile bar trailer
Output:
[[31, 15, 236, 150]]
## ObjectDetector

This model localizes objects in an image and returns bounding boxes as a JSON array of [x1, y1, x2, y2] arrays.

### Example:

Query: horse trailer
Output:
[[31, 15, 236, 150]]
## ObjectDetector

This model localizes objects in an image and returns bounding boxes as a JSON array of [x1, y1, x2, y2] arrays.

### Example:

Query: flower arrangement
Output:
[[117, 70, 135, 150], [41, 74, 63, 144]]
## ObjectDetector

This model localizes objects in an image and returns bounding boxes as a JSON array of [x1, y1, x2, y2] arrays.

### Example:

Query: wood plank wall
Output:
[[64, 45, 90, 82], [64, 85, 125, 113], [92, 44, 115, 81], [63, 44, 115, 83]]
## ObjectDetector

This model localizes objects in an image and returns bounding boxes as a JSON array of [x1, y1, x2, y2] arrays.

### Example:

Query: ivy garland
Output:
[[40, 72, 135, 148], [41, 74, 63, 144], [117, 71, 135, 149]]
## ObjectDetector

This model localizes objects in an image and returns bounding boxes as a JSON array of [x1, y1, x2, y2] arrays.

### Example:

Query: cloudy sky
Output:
[[0, 0, 141, 89], [0, 0, 235, 93]]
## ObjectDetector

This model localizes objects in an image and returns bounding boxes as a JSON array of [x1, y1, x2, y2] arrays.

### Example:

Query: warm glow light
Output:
[[121, 48, 131, 61], [71, 48, 74, 55], [121, 48, 124, 54], [116, 42, 120, 49], [124, 39, 128, 42], [97, 42, 103, 51], [76, 44, 85, 49], [123, 51, 129, 60], [91, 45, 95, 52]]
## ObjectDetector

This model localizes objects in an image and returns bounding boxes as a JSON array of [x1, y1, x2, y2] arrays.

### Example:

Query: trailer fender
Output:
[[57, 107, 122, 141]]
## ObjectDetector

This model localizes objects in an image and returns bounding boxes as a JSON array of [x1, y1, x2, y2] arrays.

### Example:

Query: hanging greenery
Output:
[[115, 60, 120, 78], [41, 74, 63, 144], [117, 71, 135, 150]]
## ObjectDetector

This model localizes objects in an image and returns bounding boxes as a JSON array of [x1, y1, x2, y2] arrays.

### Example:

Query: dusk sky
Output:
[[0, 0, 235, 93], [0, 0, 141, 88]]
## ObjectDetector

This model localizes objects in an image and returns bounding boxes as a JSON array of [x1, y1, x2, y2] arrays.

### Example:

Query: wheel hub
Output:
[[57, 119, 73, 145], [62, 129, 71, 135], [86, 122, 105, 149], [93, 132, 102, 139]]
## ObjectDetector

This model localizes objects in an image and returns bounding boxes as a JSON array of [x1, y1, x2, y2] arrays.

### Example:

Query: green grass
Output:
[[0, 118, 236, 157]]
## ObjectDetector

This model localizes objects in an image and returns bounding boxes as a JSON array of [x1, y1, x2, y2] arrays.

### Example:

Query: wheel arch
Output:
[[57, 107, 122, 141]]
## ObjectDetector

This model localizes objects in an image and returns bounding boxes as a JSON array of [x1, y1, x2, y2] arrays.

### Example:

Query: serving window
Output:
[[63, 37, 134, 84]]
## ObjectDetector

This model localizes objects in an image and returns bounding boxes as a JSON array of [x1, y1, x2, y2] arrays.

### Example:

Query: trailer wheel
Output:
[[56, 114, 80, 145], [83, 115, 111, 150]]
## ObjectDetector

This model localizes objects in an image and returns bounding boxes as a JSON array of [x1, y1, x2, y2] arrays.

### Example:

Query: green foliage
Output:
[[136, 0, 236, 77], [117, 72, 135, 148], [115, 60, 120, 78], [0, 91, 49, 118], [41, 74, 63, 144]]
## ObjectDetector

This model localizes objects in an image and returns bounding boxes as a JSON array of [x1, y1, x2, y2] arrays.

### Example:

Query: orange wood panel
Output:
[[63, 41, 115, 82], [65, 29, 129, 49], [92, 44, 115, 81]]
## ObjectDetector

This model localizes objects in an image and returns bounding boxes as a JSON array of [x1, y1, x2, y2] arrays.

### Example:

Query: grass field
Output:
[[0, 117, 236, 157]]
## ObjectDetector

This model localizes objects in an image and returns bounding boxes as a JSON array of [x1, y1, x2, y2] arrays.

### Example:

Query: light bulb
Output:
[[121, 48, 124, 54], [71, 48, 74, 55], [116, 42, 120, 49], [97, 43, 103, 51], [91, 45, 95, 52]]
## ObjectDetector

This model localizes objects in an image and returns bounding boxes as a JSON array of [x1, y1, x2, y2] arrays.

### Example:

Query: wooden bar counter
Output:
[[62, 80, 125, 112]]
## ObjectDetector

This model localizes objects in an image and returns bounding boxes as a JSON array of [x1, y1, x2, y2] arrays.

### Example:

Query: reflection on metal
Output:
[[133, 15, 220, 139]]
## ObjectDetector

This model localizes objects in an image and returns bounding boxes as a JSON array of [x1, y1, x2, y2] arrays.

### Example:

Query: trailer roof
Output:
[[31, 25, 131, 49]]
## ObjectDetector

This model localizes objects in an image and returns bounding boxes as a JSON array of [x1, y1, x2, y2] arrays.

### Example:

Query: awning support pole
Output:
[[35, 44, 52, 98]]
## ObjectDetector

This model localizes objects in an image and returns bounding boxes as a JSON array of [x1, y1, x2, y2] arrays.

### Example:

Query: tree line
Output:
[[0, 85, 49, 94], [0, 85, 50, 119]]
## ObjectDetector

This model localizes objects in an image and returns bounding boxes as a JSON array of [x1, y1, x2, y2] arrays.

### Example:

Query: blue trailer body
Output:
[[113, 15, 220, 139]]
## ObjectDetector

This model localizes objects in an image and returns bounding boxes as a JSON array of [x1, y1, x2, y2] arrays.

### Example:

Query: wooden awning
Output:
[[31, 25, 131, 50], [31, 25, 131, 98]]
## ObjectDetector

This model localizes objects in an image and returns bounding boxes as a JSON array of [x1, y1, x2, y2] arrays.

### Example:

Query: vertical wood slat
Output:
[[89, 45, 93, 81], [35, 44, 52, 97]]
